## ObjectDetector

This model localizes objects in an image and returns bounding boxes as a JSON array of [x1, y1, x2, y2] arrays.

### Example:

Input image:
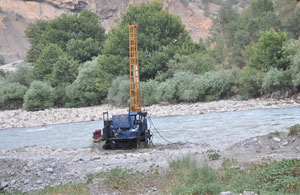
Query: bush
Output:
[[156, 78, 177, 102], [51, 56, 79, 87], [168, 156, 222, 195], [291, 51, 300, 89], [172, 71, 198, 102], [54, 83, 70, 107], [0, 54, 5, 65], [23, 81, 54, 111], [141, 80, 158, 106], [66, 58, 107, 107], [166, 54, 215, 77], [200, 71, 234, 101], [288, 124, 300, 136], [6, 64, 33, 87], [107, 75, 130, 106], [0, 81, 27, 109], [262, 68, 292, 93], [236, 66, 265, 99]]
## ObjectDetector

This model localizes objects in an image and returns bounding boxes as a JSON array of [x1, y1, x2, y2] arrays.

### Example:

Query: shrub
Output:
[[0, 54, 5, 65], [262, 68, 292, 93], [291, 51, 300, 89], [172, 71, 198, 102], [156, 78, 177, 102], [54, 83, 70, 107], [51, 56, 79, 87], [0, 81, 27, 109], [66, 58, 106, 107], [236, 66, 265, 99], [288, 124, 300, 136], [169, 156, 222, 195], [166, 54, 215, 77], [141, 80, 158, 106], [255, 159, 300, 193], [200, 71, 234, 101], [23, 81, 54, 111], [6, 64, 33, 87], [107, 75, 130, 106]]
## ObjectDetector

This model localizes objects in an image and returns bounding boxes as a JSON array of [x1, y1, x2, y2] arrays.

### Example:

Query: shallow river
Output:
[[0, 107, 299, 149]]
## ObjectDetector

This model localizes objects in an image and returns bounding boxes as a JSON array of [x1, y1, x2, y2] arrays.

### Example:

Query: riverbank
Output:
[[0, 129, 299, 193], [1, 97, 300, 129]]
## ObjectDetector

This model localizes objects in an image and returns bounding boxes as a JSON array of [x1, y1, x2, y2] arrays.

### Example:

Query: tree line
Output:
[[0, 0, 299, 111]]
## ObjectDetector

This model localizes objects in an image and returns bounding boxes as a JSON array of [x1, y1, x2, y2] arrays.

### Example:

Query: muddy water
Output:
[[0, 106, 299, 149]]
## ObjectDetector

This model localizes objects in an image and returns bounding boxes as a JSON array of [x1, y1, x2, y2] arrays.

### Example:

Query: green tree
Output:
[[33, 44, 64, 80], [284, 8, 300, 39], [66, 58, 109, 107], [25, 10, 105, 63], [99, 1, 196, 80], [166, 53, 215, 77], [51, 56, 79, 86], [66, 38, 102, 63], [247, 29, 287, 71]]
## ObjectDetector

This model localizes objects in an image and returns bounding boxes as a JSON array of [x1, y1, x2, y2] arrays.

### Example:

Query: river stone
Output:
[[36, 179, 42, 184], [10, 179, 16, 186], [46, 168, 54, 173], [273, 137, 281, 142], [243, 191, 255, 195], [220, 192, 232, 195], [24, 179, 30, 185], [50, 162, 57, 168], [282, 141, 289, 146], [1, 181, 9, 189]]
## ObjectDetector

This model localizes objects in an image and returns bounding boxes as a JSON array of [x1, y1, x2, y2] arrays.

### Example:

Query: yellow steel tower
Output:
[[128, 24, 142, 113]]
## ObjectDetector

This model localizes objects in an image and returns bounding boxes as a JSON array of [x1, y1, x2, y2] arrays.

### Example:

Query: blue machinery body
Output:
[[100, 109, 152, 149]]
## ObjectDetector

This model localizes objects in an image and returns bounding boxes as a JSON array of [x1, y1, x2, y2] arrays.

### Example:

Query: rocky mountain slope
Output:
[[0, 0, 248, 63]]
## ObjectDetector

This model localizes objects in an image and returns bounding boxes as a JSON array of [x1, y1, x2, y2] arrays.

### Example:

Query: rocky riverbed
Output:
[[0, 130, 299, 194], [1, 97, 300, 130]]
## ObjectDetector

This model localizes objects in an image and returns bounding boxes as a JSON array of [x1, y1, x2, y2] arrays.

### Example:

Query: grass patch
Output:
[[98, 165, 160, 194], [288, 124, 300, 136], [163, 156, 300, 194], [35, 183, 89, 195]]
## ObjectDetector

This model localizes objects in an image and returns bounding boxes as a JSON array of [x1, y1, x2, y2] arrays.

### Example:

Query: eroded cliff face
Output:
[[0, 0, 233, 63]]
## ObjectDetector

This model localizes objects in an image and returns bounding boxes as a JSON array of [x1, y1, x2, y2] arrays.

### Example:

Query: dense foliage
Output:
[[98, 1, 202, 81], [10, 0, 300, 111], [66, 58, 108, 107], [0, 81, 27, 109], [26, 10, 105, 64], [23, 81, 54, 111]]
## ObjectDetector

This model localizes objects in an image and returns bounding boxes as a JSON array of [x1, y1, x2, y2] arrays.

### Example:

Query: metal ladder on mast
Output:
[[128, 24, 142, 113]]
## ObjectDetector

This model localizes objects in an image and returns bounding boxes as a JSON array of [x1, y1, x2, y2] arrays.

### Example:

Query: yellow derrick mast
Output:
[[128, 24, 142, 113]]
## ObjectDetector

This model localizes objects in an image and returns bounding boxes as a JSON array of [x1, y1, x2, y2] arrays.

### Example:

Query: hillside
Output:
[[0, 0, 249, 64]]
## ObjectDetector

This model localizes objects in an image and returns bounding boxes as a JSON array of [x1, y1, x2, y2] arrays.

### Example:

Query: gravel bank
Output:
[[1, 98, 300, 130], [1, 131, 299, 193]]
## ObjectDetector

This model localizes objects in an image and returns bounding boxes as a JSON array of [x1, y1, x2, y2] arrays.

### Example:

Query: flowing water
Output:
[[0, 106, 299, 149]]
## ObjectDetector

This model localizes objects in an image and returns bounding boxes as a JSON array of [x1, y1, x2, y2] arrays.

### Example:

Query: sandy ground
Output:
[[1, 98, 300, 129], [0, 130, 299, 193]]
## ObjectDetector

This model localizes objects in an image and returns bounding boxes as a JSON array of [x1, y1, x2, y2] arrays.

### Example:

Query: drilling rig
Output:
[[93, 24, 152, 149]]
